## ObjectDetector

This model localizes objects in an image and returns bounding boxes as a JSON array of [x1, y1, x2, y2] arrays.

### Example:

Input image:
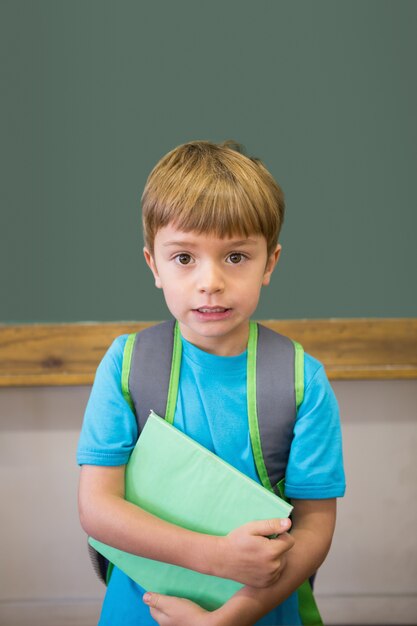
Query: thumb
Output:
[[143, 592, 164, 610], [248, 517, 292, 537]]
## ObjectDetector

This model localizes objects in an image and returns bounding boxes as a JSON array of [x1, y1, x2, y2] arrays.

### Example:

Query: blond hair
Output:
[[142, 140, 285, 255]]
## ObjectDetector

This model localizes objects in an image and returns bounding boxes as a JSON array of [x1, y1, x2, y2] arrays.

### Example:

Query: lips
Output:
[[192, 307, 232, 321]]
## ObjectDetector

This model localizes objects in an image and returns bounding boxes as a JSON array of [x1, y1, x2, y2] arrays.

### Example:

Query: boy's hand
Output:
[[143, 592, 212, 626], [214, 518, 294, 588]]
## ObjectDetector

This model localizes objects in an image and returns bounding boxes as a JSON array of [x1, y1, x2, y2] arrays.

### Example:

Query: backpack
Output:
[[88, 320, 323, 626]]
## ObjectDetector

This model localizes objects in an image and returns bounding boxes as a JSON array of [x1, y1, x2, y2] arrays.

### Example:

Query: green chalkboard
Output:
[[1, 0, 416, 322]]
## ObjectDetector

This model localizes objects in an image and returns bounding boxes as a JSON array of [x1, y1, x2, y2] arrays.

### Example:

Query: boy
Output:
[[77, 141, 345, 626]]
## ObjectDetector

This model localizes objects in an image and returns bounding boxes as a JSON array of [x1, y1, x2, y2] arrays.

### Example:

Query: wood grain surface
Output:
[[0, 319, 416, 387]]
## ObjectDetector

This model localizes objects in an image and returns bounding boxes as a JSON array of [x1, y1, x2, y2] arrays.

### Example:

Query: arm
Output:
[[144, 499, 336, 626], [78, 463, 294, 586]]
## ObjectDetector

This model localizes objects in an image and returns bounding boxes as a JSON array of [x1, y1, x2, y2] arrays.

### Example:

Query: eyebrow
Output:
[[162, 238, 259, 248]]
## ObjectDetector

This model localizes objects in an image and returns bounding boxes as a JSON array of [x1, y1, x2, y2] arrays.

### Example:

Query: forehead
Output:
[[154, 223, 265, 249]]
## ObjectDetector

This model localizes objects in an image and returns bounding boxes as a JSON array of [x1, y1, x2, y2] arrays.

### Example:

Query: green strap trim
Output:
[[298, 579, 323, 626], [165, 321, 182, 425], [121, 333, 137, 412], [293, 340, 304, 411], [247, 322, 274, 492], [105, 561, 114, 586], [276, 477, 289, 502]]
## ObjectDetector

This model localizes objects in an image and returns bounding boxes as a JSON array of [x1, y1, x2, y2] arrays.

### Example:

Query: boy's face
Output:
[[144, 224, 281, 356]]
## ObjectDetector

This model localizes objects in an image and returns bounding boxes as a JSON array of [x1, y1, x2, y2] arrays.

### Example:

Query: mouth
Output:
[[192, 307, 232, 320], [195, 307, 229, 313]]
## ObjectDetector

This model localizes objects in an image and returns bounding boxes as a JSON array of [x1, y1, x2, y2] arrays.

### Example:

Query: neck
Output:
[[178, 322, 250, 356]]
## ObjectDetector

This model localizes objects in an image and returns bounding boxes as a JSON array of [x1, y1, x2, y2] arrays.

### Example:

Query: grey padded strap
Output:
[[128, 320, 176, 433], [256, 324, 296, 487]]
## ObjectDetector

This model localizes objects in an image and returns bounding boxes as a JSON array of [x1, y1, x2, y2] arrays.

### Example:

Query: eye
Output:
[[175, 253, 192, 265], [227, 252, 246, 264]]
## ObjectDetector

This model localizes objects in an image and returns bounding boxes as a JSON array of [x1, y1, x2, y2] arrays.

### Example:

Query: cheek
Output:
[[160, 282, 181, 305], [237, 280, 261, 304]]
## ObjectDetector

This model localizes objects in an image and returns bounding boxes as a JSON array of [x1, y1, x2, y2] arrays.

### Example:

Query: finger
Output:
[[148, 607, 163, 624], [271, 530, 295, 549], [246, 517, 292, 537], [143, 592, 162, 611]]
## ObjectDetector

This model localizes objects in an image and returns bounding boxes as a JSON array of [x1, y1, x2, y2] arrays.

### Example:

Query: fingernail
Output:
[[143, 593, 152, 603], [280, 519, 290, 527]]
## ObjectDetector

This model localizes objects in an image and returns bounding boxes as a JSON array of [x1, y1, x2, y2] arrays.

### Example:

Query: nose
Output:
[[197, 261, 225, 294]]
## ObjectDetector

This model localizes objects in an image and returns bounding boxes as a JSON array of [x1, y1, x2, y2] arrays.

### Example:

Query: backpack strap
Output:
[[124, 320, 181, 432], [298, 579, 323, 626], [248, 322, 303, 493]]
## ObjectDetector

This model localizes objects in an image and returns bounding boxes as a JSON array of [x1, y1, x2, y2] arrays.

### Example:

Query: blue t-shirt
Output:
[[78, 332, 345, 626]]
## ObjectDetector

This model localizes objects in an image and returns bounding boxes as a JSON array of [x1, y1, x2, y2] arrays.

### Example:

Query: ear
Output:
[[262, 244, 281, 286], [143, 247, 162, 289]]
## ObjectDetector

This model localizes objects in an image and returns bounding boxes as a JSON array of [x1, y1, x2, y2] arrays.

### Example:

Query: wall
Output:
[[0, 380, 416, 626]]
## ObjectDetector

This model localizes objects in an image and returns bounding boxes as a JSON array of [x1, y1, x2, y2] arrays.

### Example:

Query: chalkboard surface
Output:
[[1, 1, 416, 323]]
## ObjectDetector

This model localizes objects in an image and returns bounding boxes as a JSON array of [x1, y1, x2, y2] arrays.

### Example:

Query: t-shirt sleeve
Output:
[[284, 355, 346, 499], [76, 335, 138, 466]]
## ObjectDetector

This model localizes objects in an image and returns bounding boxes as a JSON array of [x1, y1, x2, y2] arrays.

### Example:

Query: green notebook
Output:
[[89, 411, 293, 610]]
